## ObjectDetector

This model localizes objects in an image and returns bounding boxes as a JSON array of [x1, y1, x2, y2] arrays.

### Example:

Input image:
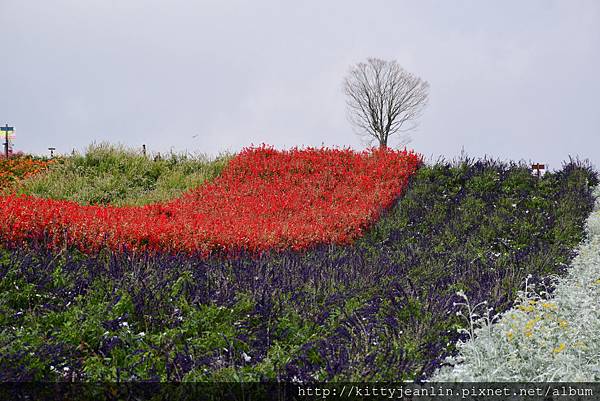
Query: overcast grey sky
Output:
[[1, 0, 599, 169]]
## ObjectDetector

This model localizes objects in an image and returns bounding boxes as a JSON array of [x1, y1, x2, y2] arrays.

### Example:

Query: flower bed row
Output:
[[432, 186, 600, 382], [0, 146, 421, 255]]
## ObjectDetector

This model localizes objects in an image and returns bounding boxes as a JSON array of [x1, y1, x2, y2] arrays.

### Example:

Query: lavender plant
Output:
[[432, 186, 600, 381]]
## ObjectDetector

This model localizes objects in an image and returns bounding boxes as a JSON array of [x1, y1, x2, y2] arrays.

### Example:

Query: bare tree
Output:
[[343, 58, 429, 149]]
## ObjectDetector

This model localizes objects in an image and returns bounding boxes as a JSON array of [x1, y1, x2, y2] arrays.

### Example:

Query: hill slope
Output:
[[2, 145, 420, 255], [1, 155, 596, 382]]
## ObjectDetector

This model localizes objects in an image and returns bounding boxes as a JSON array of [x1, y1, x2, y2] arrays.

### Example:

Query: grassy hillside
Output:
[[13, 143, 230, 206], [1, 156, 596, 383]]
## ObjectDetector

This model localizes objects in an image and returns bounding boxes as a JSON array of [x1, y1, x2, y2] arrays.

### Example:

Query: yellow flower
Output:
[[541, 302, 558, 310], [518, 305, 535, 313], [506, 331, 514, 341], [525, 317, 540, 329], [558, 319, 568, 329], [524, 317, 541, 337], [594, 278, 600, 285], [553, 343, 566, 353]]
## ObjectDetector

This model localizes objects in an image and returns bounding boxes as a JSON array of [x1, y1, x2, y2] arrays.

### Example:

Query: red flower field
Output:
[[0, 146, 421, 256]]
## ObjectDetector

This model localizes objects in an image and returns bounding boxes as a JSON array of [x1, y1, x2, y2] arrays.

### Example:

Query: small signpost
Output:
[[1, 124, 15, 159], [48, 147, 56, 158], [532, 163, 545, 178]]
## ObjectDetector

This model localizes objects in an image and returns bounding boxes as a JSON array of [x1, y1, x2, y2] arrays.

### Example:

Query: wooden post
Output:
[[532, 163, 545, 179], [142, 144, 146, 157]]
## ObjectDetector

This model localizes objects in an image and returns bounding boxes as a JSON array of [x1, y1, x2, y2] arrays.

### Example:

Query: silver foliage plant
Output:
[[432, 186, 600, 382]]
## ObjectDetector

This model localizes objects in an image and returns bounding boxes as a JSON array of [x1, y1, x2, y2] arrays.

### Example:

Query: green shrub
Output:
[[14, 142, 230, 206]]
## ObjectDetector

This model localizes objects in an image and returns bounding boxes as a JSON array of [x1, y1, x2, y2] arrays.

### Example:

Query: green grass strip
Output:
[[13, 142, 230, 206]]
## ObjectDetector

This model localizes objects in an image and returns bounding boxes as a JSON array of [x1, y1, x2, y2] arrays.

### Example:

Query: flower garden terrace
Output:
[[0, 146, 422, 256], [0, 150, 597, 382]]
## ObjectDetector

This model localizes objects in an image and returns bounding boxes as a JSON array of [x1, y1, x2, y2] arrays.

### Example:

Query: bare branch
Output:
[[343, 58, 429, 148]]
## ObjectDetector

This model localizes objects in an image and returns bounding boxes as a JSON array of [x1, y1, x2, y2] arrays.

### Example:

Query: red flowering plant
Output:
[[0, 155, 54, 191], [0, 145, 421, 256]]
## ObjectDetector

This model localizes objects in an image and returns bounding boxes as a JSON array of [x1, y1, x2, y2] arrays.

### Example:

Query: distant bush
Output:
[[0, 150, 25, 159], [14, 142, 230, 206]]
